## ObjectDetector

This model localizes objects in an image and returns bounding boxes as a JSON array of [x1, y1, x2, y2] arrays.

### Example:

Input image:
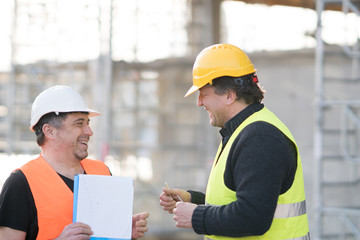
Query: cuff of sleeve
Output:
[[187, 190, 205, 205], [192, 205, 208, 235]]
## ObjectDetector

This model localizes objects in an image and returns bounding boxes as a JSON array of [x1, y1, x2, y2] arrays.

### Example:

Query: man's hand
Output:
[[132, 212, 149, 239], [173, 202, 197, 229], [56, 222, 93, 240], [159, 187, 191, 213]]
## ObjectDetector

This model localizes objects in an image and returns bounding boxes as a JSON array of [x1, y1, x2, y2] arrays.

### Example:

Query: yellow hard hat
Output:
[[185, 43, 256, 97]]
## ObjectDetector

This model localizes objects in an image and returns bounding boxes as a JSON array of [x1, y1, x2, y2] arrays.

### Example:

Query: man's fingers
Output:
[[137, 212, 149, 220], [58, 222, 93, 239], [160, 192, 174, 201], [136, 219, 147, 227], [142, 212, 150, 219]]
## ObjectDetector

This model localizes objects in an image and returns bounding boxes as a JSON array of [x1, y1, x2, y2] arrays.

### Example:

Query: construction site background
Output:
[[0, 1, 360, 239]]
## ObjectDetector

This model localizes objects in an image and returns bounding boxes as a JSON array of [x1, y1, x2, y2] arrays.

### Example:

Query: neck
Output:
[[226, 101, 249, 124], [41, 151, 84, 180]]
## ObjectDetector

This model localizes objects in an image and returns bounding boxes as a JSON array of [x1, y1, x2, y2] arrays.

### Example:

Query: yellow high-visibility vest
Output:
[[205, 107, 310, 240]]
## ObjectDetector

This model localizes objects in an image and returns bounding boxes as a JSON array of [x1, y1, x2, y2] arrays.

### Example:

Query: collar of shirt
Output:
[[219, 102, 264, 146]]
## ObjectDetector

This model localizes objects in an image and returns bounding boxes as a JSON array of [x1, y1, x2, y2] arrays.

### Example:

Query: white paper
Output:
[[73, 174, 134, 239]]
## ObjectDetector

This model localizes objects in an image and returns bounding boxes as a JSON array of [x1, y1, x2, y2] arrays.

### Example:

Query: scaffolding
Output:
[[314, 0, 360, 239]]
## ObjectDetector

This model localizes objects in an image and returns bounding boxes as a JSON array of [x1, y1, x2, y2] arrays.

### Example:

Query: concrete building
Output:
[[0, 0, 359, 239]]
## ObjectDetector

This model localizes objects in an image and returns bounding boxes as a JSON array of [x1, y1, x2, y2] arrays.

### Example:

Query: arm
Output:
[[187, 190, 205, 204], [190, 123, 297, 237], [0, 171, 38, 238], [0, 227, 26, 240]]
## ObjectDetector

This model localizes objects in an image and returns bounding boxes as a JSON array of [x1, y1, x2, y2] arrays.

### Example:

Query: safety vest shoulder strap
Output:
[[21, 156, 73, 239], [80, 158, 111, 175]]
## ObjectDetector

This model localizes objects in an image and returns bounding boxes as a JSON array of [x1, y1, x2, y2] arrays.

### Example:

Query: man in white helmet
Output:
[[0, 85, 149, 240]]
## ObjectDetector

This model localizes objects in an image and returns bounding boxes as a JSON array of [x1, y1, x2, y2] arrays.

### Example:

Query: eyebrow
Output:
[[73, 117, 90, 124]]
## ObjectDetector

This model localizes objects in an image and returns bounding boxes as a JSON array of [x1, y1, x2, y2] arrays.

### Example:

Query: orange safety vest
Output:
[[20, 155, 111, 240]]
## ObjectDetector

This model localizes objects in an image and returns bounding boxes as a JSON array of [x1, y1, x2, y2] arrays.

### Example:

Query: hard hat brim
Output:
[[88, 109, 101, 117], [184, 85, 200, 97], [29, 109, 101, 132]]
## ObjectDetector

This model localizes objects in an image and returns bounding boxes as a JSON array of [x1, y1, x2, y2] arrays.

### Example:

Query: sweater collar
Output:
[[219, 102, 264, 139]]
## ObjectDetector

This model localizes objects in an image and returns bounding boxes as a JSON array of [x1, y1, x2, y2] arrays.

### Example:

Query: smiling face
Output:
[[55, 112, 93, 161], [197, 85, 230, 128]]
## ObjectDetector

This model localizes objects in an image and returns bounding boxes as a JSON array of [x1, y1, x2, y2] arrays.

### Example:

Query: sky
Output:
[[0, 1, 358, 71]]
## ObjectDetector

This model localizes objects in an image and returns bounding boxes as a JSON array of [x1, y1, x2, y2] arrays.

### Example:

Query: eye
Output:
[[75, 121, 84, 127]]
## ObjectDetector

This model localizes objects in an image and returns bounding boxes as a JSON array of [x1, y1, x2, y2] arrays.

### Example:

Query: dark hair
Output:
[[212, 74, 264, 104], [33, 112, 69, 146]]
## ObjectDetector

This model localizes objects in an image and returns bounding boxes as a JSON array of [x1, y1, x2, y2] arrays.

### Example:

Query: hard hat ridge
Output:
[[30, 85, 100, 132]]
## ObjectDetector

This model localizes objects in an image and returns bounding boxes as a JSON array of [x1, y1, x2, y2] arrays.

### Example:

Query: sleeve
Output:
[[0, 170, 37, 234], [187, 190, 205, 205], [191, 122, 297, 237]]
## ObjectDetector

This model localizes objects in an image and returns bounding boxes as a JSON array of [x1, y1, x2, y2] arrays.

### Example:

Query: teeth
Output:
[[80, 141, 88, 145]]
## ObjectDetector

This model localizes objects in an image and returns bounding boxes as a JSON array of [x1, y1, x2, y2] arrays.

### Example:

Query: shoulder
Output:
[[236, 121, 294, 148], [0, 170, 30, 198], [242, 121, 284, 137], [2, 170, 29, 189], [0, 170, 31, 209]]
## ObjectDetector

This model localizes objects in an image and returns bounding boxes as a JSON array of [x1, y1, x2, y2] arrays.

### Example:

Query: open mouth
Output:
[[79, 140, 89, 146]]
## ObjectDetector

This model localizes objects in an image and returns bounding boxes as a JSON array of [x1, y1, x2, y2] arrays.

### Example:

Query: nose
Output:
[[84, 124, 93, 136]]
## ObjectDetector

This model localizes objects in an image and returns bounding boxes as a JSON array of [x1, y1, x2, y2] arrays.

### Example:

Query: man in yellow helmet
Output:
[[159, 44, 310, 239]]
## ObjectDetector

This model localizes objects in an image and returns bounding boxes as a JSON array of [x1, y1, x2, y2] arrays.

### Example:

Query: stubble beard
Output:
[[74, 149, 88, 161]]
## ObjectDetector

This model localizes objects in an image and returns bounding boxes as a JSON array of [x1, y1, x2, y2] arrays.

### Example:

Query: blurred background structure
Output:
[[0, 0, 359, 239]]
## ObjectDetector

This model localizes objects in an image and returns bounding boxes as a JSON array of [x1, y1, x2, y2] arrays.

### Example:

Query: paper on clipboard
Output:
[[73, 174, 134, 240]]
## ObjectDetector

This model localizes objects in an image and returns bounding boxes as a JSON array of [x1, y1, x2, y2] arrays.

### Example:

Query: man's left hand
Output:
[[173, 202, 197, 229], [131, 212, 149, 239]]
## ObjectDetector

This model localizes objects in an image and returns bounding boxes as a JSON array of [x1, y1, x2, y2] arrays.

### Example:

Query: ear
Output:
[[225, 90, 237, 105], [42, 124, 56, 140]]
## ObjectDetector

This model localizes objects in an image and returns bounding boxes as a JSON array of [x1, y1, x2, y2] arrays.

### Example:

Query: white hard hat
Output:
[[30, 85, 100, 132]]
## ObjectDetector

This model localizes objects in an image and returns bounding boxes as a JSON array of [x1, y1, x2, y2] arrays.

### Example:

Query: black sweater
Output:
[[190, 103, 297, 237]]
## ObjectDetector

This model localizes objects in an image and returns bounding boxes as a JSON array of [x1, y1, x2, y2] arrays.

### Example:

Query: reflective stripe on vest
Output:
[[205, 232, 310, 240], [20, 156, 111, 240], [204, 107, 309, 240], [205, 200, 307, 219], [274, 200, 307, 219]]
